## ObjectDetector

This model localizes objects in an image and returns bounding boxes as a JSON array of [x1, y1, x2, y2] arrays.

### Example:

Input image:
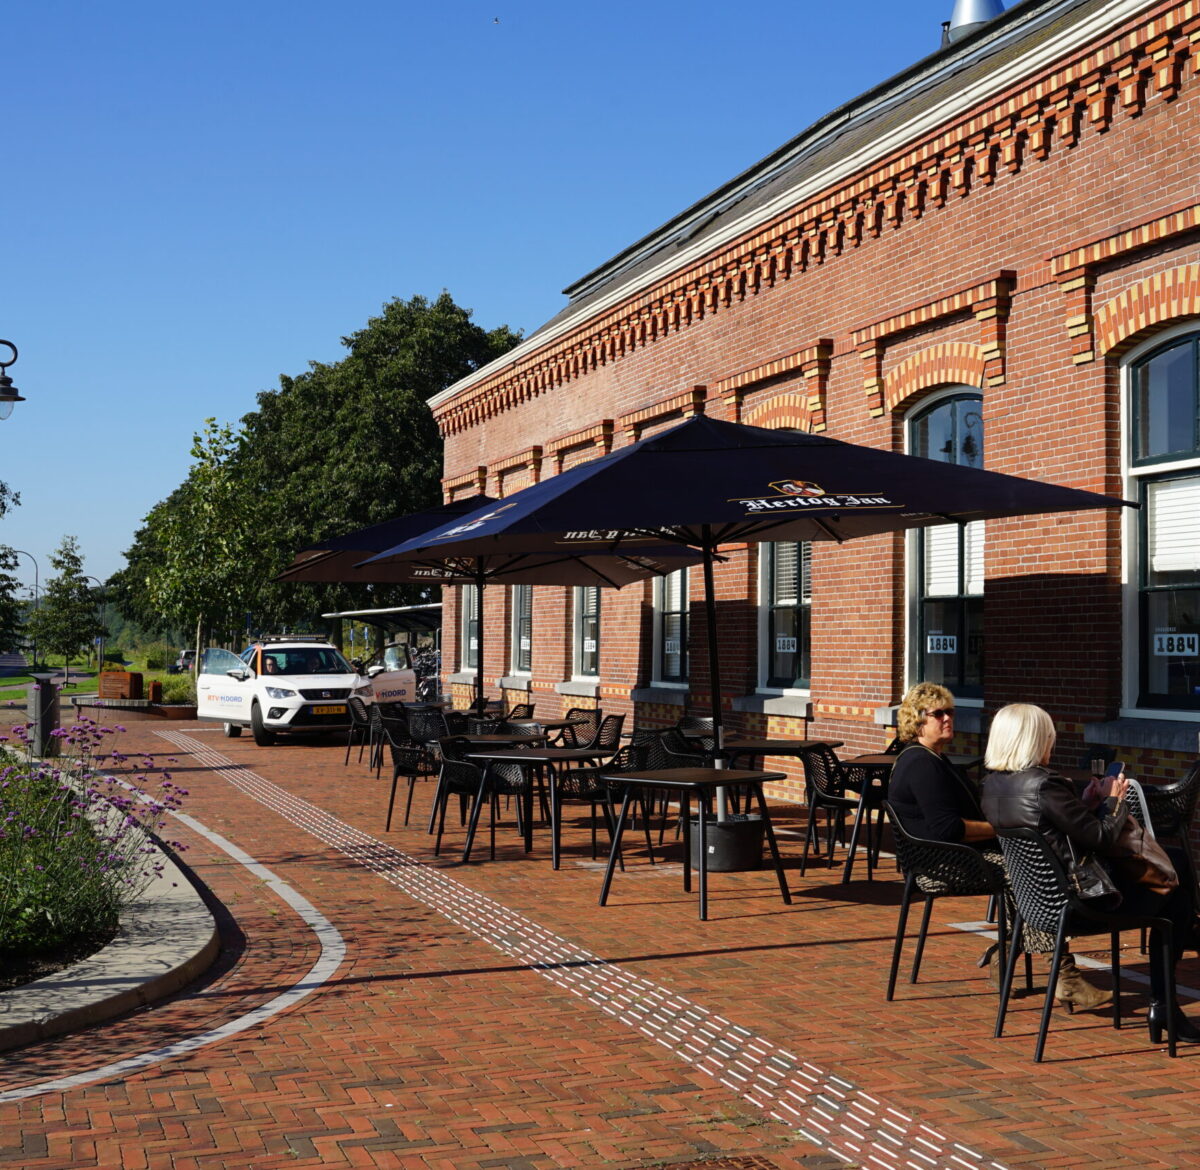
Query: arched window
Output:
[[908, 392, 984, 698], [1127, 330, 1200, 710]]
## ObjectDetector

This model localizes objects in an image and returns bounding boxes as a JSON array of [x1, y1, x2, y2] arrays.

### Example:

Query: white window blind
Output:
[[965, 521, 985, 596], [923, 524, 960, 596], [1149, 476, 1200, 573]]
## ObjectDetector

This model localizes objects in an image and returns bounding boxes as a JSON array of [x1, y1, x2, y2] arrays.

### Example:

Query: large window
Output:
[[655, 569, 689, 683], [764, 542, 811, 689], [1129, 332, 1200, 710], [574, 586, 600, 677], [909, 393, 984, 697], [461, 584, 480, 670], [511, 584, 532, 673]]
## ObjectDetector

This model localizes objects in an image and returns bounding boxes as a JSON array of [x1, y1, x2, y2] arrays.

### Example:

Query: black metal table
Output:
[[598, 767, 792, 920], [466, 745, 613, 867]]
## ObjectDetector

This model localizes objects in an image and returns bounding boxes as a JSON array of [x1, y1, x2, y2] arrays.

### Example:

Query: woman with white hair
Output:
[[888, 683, 1109, 1008], [982, 702, 1200, 1043]]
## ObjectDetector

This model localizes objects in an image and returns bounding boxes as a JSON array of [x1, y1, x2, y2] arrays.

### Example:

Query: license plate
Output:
[[311, 704, 346, 716]]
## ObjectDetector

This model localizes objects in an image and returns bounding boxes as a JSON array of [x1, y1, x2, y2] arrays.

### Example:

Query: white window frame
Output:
[[756, 542, 811, 696], [651, 569, 689, 687], [510, 584, 532, 675], [460, 584, 480, 671], [572, 585, 600, 679], [1120, 319, 1200, 720], [902, 384, 985, 711]]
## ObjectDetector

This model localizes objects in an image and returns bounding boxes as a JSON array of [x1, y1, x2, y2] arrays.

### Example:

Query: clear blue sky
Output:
[[1, 0, 963, 597]]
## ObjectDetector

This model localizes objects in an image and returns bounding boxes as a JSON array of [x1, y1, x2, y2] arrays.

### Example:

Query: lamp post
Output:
[[11, 549, 39, 666], [83, 575, 106, 673], [0, 342, 24, 421]]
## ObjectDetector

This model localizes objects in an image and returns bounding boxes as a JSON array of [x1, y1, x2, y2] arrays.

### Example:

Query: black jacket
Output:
[[887, 743, 983, 843], [981, 766, 1128, 866]]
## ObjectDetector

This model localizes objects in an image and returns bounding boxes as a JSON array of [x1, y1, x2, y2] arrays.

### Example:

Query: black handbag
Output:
[[1065, 839, 1122, 907]]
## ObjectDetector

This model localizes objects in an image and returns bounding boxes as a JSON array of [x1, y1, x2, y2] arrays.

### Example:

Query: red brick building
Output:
[[428, 0, 1200, 796]]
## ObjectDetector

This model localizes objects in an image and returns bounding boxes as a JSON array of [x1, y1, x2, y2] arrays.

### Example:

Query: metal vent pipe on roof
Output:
[[947, 0, 1005, 42]]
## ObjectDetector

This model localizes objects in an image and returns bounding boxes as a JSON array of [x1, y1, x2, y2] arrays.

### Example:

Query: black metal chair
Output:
[[995, 827, 1178, 1061], [344, 696, 372, 766], [580, 713, 625, 753], [383, 728, 426, 831], [883, 801, 1017, 1001], [555, 707, 601, 747], [797, 744, 881, 880], [555, 742, 652, 863], [506, 702, 535, 720]]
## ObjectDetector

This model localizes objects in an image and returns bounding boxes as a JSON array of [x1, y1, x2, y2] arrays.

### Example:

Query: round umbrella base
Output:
[[689, 814, 764, 872]]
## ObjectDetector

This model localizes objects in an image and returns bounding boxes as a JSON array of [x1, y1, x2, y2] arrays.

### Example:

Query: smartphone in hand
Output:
[[1105, 760, 1126, 777]]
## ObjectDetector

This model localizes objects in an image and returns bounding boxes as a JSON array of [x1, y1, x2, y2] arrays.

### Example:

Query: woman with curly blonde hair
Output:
[[887, 683, 1110, 1009]]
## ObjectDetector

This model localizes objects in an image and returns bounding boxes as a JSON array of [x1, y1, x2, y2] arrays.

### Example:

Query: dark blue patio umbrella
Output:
[[279, 495, 699, 712], [363, 415, 1135, 753]]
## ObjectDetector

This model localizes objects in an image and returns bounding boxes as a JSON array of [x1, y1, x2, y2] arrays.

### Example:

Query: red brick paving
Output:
[[3, 720, 1200, 1168]]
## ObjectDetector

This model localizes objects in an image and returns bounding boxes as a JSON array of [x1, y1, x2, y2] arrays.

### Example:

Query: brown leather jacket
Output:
[[981, 765, 1129, 866]]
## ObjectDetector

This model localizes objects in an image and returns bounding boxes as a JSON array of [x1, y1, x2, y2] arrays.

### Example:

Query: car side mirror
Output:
[[226, 668, 251, 682], [366, 665, 384, 678]]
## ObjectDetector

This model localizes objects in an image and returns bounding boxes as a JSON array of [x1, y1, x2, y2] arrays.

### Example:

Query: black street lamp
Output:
[[0, 342, 24, 421]]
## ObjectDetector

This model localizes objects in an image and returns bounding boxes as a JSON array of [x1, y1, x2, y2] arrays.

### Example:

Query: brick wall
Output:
[[434, 0, 1200, 790]]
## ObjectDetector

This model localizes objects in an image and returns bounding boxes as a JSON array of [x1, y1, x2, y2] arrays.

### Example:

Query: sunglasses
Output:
[[923, 708, 956, 719]]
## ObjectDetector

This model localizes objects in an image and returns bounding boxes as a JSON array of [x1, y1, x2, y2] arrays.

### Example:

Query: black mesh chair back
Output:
[[408, 709, 450, 745], [585, 713, 625, 753], [344, 696, 372, 766], [676, 715, 715, 754], [506, 703, 535, 720], [558, 707, 601, 747], [883, 801, 1009, 1001], [431, 757, 486, 857], [438, 735, 475, 762], [995, 826, 1178, 1060], [493, 720, 544, 740], [1141, 760, 1200, 838]]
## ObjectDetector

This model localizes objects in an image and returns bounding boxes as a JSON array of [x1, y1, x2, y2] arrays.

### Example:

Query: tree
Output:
[[0, 547, 23, 652], [140, 419, 268, 659], [24, 537, 103, 673], [236, 291, 521, 627]]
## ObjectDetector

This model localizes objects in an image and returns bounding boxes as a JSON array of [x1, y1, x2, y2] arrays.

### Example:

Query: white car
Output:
[[195, 636, 413, 745]]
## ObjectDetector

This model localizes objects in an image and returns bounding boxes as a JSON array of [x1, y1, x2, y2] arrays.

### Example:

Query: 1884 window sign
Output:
[[1155, 631, 1199, 656], [927, 634, 957, 654]]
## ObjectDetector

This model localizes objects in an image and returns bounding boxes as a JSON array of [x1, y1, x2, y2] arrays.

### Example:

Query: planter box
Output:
[[98, 671, 143, 700]]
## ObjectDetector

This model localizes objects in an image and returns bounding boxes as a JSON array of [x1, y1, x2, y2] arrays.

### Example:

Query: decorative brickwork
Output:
[[714, 340, 832, 430], [432, 2, 1199, 438], [491, 445, 543, 497], [547, 420, 615, 474], [442, 465, 487, 501], [1095, 262, 1200, 355], [853, 273, 1013, 415], [617, 385, 707, 441], [1050, 201, 1200, 360], [741, 393, 820, 433], [884, 343, 988, 412]]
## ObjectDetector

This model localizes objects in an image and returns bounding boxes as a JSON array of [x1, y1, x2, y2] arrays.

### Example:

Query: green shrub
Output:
[[0, 721, 188, 956], [159, 675, 196, 704], [102, 649, 127, 665], [139, 641, 173, 671]]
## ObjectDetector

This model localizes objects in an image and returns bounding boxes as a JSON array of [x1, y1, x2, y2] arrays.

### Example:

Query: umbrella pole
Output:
[[700, 529, 729, 821], [474, 574, 486, 716]]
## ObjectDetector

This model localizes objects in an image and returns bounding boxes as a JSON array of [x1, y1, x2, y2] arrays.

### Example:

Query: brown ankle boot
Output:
[[1054, 955, 1112, 1013]]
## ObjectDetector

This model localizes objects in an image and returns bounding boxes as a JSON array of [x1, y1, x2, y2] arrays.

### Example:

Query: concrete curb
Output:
[[0, 848, 219, 1052]]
